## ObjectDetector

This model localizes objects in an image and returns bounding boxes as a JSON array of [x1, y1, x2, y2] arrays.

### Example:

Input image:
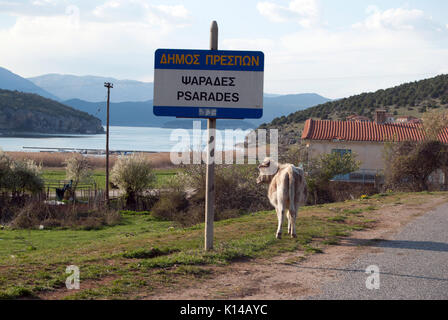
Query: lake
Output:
[[0, 126, 252, 153]]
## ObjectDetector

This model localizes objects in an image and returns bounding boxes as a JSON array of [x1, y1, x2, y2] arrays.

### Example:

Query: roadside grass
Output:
[[0, 191, 446, 299]]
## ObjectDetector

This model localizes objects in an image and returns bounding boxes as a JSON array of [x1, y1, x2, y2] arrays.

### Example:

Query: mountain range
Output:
[[62, 93, 330, 129], [29, 74, 155, 103], [0, 89, 104, 135], [0, 67, 59, 101], [0, 67, 331, 130]]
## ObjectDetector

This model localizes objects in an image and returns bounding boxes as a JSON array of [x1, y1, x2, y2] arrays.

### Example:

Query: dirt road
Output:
[[147, 195, 448, 300]]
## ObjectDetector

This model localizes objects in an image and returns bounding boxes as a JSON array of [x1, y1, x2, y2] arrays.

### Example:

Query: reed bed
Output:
[[5, 152, 174, 169]]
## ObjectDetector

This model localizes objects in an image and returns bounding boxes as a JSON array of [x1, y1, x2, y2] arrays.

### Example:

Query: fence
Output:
[[44, 179, 100, 202]]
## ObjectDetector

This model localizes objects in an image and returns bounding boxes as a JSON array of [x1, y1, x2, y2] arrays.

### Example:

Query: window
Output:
[[331, 149, 352, 157]]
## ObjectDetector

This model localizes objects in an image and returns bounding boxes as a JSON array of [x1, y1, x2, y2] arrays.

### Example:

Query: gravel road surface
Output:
[[307, 202, 448, 300]]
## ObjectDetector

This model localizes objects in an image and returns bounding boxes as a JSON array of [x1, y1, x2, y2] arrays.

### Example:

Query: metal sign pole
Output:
[[205, 21, 218, 251]]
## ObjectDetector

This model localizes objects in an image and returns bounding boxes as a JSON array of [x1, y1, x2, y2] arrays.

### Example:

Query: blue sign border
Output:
[[154, 106, 262, 119], [153, 48, 264, 119]]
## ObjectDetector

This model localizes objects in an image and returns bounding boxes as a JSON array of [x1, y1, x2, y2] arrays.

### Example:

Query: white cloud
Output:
[[257, 0, 320, 27], [92, 0, 190, 27], [0, 1, 191, 78], [223, 38, 275, 51], [244, 5, 448, 98], [32, 0, 58, 6], [353, 6, 447, 38]]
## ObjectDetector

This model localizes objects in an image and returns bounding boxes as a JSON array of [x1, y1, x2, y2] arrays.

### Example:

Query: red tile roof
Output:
[[301, 119, 448, 143]]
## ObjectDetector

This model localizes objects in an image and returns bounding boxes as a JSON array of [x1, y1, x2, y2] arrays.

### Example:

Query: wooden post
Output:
[[104, 82, 113, 207], [205, 21, 218, 251]]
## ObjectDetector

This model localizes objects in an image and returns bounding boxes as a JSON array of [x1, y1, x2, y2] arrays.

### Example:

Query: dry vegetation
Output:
[[5, 152, 174, 169]]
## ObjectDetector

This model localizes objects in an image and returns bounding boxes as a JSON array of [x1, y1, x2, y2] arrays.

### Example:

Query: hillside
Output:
[[29, 74, 155, 103], [0, 67, 59, 101], [63, 93, 329, 129], [261, 74, 448, 145], [0, 89, 104, 135]]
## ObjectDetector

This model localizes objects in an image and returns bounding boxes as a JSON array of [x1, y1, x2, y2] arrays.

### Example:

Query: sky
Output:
[[0, 0, 447, 99]]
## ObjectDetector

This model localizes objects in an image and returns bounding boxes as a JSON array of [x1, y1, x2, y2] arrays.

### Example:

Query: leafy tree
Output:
[[384, 141, 447, 191], [9, 159, 44, 200], [111, 153, 155, 209], [384, 109, 448, 191], [304, 152, 360, 204], [64, 153, 92, 200], [422, 109, 448, 141], [0, 151, 13, 190]]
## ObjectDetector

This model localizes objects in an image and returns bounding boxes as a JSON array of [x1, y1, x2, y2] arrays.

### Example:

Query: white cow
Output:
[[257, 158, 307, 239]]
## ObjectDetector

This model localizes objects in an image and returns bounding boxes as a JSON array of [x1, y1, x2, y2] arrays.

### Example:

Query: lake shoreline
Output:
[[0, 126, 250, 153]]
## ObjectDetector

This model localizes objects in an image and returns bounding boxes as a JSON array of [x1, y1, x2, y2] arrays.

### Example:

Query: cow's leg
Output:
[[287, 212, 291, 236], [287, 210, 292, 236], [275, 205, 285, 239], [289, 204, 298, 238]]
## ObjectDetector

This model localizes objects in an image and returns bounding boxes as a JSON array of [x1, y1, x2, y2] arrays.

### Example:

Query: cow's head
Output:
[[256, 157, 279, 184]]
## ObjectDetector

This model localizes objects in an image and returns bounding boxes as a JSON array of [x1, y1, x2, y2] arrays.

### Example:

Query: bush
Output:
[[305, 152, 360, 204], [111, 154, 156, 209], [151, 190, 189, 221], [9, 202, 121, 230], [0, 152, 44, 208], [151, 164, 271, 227], [384, 140, 448, 191], [64, 153, 92, 198]]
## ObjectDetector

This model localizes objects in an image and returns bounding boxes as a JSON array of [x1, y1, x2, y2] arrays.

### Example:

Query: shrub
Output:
[[384, 140, 447, 191], [151, 190, 189, 222], [9, 202, 121, 230], [111, 154, 156, 209], [151, 164, 271, 227], [64, 153, 92, 198], [305, 152, 360, 204]]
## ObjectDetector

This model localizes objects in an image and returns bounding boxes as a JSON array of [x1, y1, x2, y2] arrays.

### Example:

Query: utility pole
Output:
[[104, 82, 113, 207], [205, 21, 218, 251]]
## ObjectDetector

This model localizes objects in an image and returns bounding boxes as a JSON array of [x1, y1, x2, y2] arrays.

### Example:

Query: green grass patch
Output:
[[0, 191, 444, 299]]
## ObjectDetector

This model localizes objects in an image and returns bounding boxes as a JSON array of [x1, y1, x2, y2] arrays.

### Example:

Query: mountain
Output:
[[0, 89, 104, 135], [261, 74, 448, 145], [261, 93, 330, 125], [63, 93, 330, 129], [0, 67, 59, 100], [28, 74, 154, 103]]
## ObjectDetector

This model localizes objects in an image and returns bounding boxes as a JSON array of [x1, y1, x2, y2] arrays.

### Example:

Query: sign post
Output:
[[205, 21, 218, 251], [153, 21, 264, 251]]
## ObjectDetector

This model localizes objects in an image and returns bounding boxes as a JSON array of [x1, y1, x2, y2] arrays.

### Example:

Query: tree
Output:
[[9, 159, 44, 200], [304, 152, 360, 204], [385, 141, 446, 191], [64, 153, 92, 200], [0, 151, 13, 191], [422, 109, 448, 141], [111, 153, 155, 208], [384, 109, 448, 191]]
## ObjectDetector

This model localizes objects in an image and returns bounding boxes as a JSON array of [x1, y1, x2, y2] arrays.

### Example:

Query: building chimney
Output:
[[375, 109, 386, 124]]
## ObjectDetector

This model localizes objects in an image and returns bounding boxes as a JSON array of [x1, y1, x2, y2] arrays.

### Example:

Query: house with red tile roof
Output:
[[301, 110, 448, 183]]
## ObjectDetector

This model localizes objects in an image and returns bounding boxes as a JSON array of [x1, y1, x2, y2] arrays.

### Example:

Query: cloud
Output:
[[0, 0, 66, 16], [257, 0, 320, 27], [0, 1, 191, 78], [353, 6, 447, 38], [245, 5, 448, 98], [92, 0, 190, 27]]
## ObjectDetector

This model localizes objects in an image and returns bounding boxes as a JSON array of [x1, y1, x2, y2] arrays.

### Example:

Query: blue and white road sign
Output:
[[153, 49, 264, 119]]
